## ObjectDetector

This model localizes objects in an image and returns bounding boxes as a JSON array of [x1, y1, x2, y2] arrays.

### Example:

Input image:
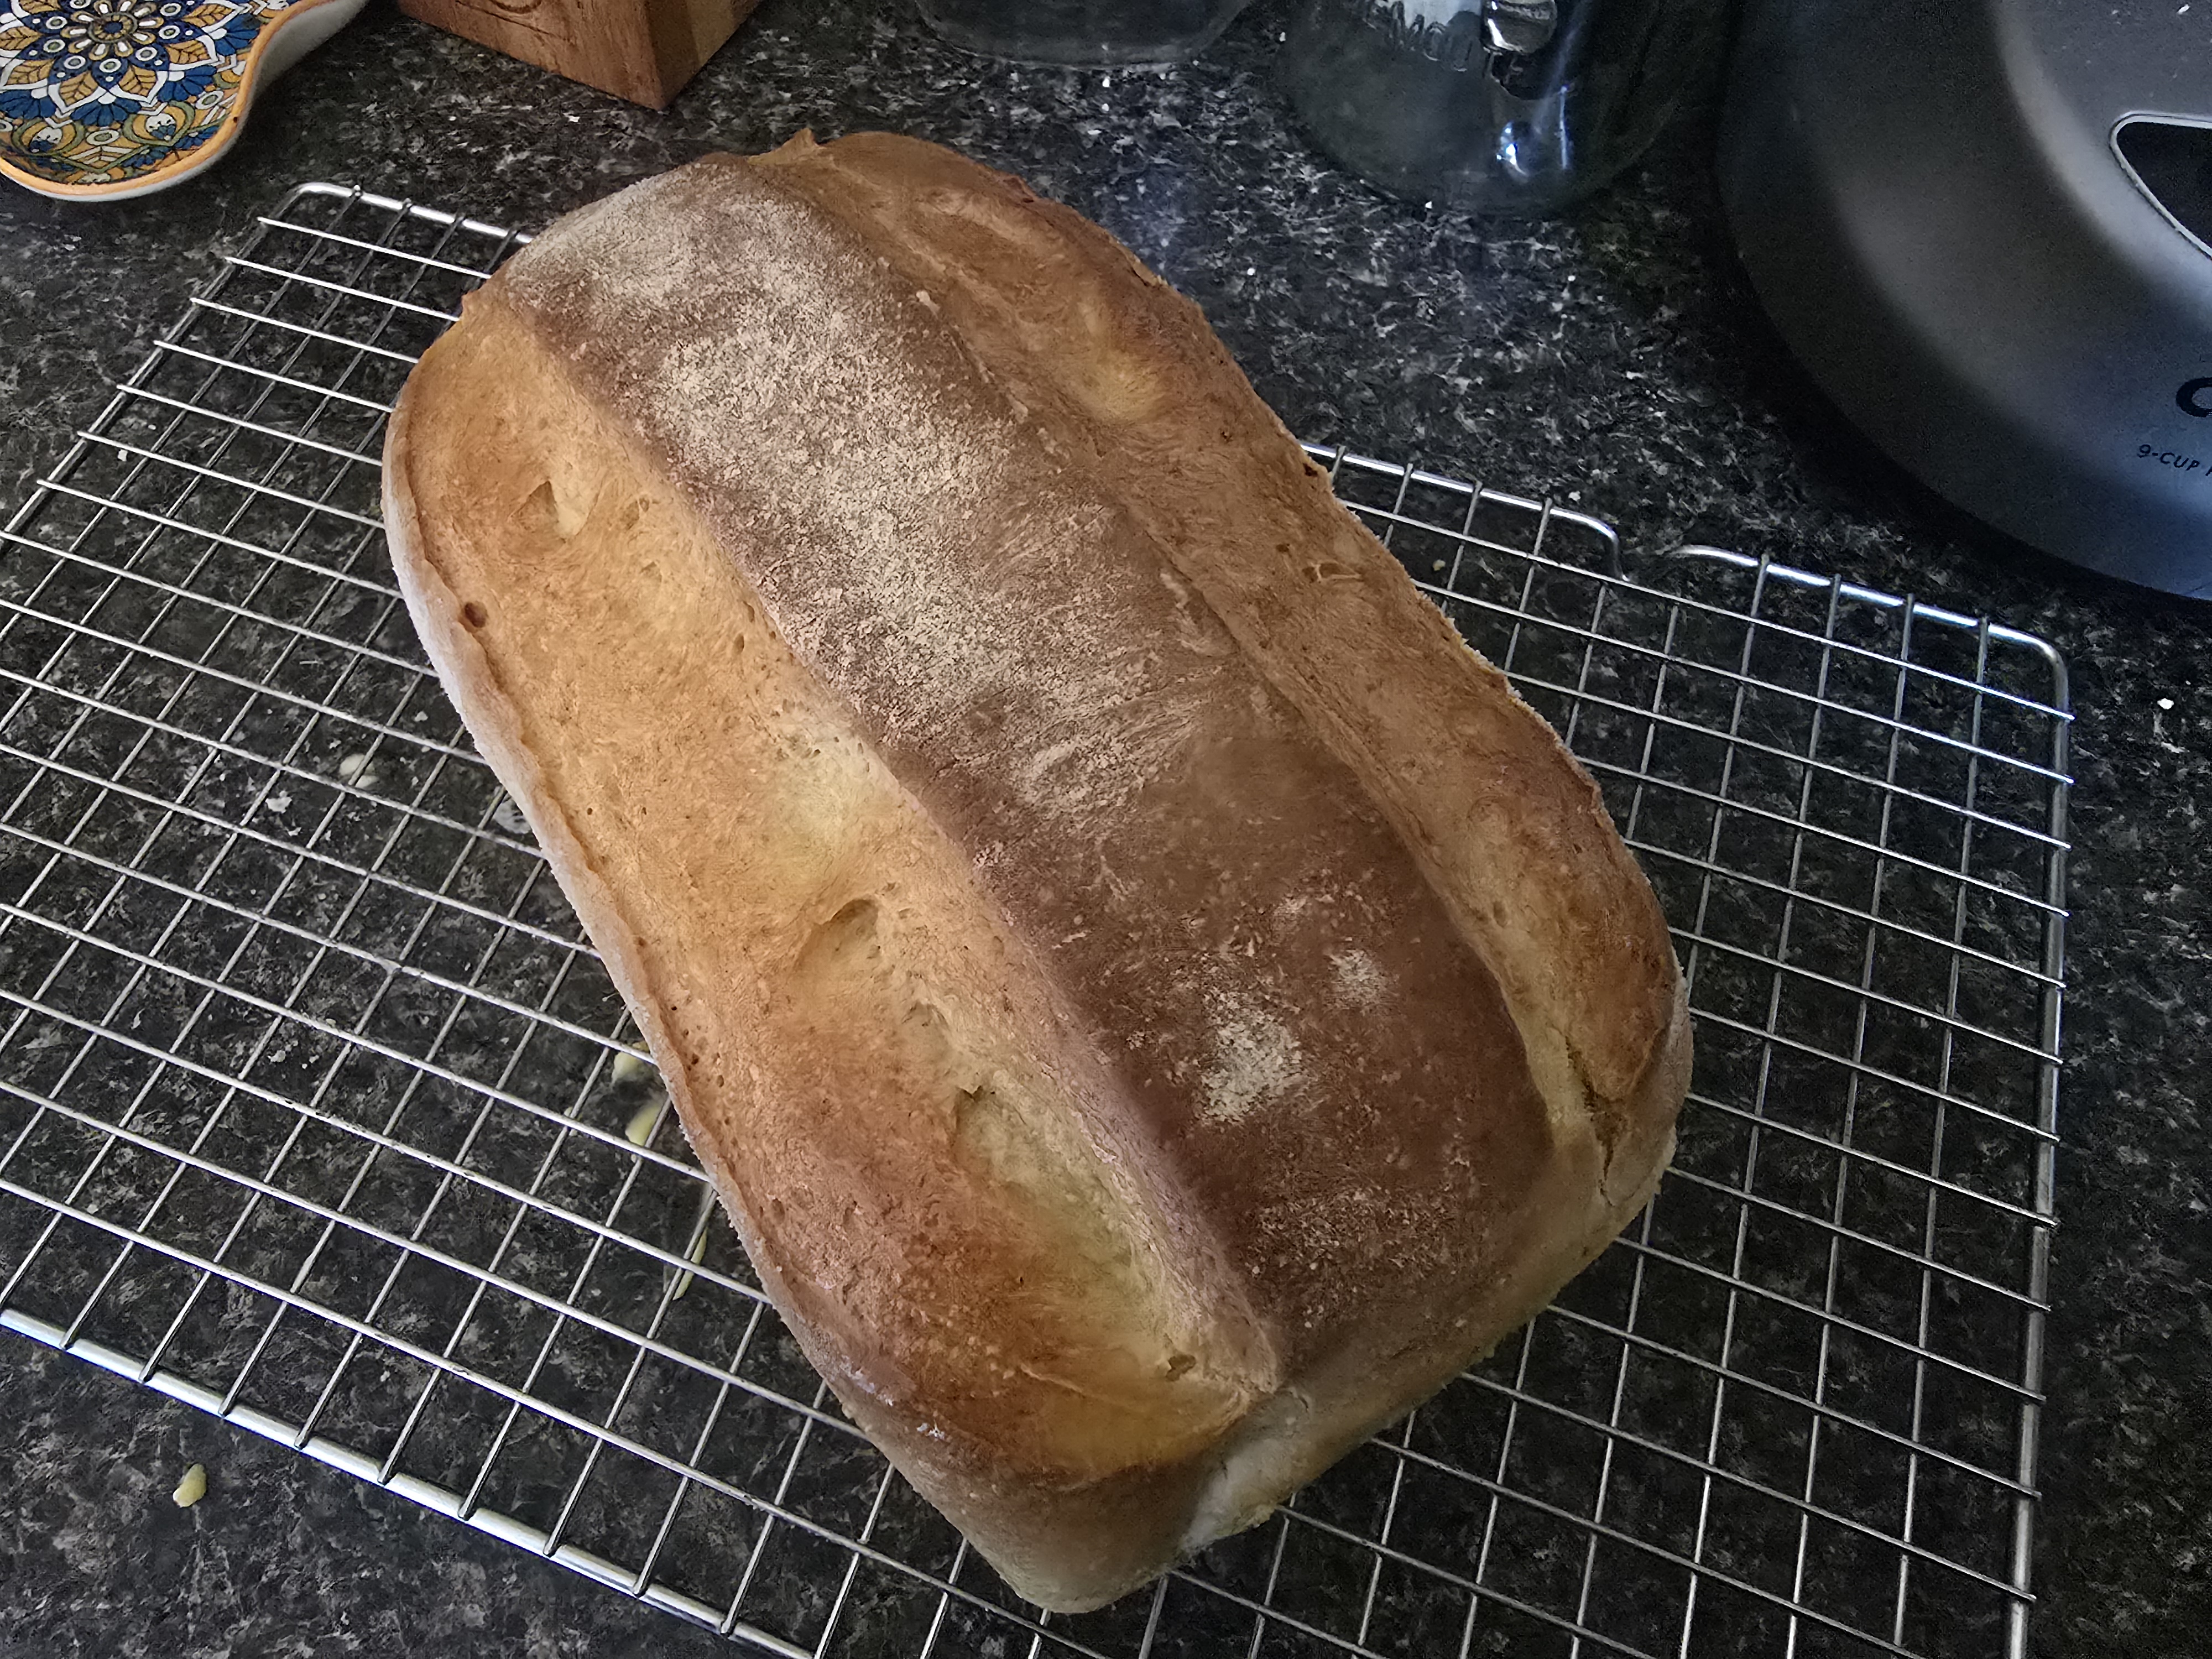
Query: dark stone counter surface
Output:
[[2, 2, 2207, 1654]]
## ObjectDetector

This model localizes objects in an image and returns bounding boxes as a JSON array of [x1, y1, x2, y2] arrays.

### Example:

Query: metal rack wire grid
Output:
[[0, 183, 2070, 1659]]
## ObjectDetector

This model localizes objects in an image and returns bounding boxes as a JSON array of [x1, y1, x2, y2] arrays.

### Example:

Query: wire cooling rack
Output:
[[0, 183, 2069, 1659]]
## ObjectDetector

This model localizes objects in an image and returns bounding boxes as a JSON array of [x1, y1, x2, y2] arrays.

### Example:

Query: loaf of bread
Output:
[[382, 132, 1690, 1613]]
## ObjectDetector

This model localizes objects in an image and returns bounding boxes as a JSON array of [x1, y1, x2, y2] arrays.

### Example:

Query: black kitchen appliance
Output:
[[1721, 0, 2212, 596]]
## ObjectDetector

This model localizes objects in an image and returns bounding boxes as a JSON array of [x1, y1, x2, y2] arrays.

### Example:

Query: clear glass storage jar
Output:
[[1279, 0, 1725, 215]]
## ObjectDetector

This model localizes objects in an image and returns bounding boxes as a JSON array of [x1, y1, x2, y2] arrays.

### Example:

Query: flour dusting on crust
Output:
[[501, 161, 1208, 830], [1200, 995, 1303, 1124]]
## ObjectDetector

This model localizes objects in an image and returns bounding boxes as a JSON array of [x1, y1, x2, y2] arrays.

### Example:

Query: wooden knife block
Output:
[[400, 0, 761, 108]]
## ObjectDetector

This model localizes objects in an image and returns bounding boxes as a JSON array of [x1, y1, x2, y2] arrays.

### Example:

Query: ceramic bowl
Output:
[[0, 0, 364, 200]]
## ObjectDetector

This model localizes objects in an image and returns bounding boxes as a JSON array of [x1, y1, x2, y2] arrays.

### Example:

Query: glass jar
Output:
[[1279, 0, 1726, 215], [916, 0, 1253, 65]]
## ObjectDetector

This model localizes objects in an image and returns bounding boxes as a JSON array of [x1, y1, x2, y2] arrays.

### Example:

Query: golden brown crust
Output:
[[382, 134, 1689, 1613], [757, 132, 1679, 1146], [384, 298, 1265, 1472]]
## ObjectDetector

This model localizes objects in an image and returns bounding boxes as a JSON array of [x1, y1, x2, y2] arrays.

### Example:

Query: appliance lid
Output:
[[1720, 0, 2212, 596]]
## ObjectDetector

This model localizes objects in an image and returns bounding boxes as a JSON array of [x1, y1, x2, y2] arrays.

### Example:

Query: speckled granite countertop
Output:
[[2, 1, 2207, 1653]]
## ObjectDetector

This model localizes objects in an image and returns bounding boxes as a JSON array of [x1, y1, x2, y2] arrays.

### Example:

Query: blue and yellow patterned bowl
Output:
[[0, 0, 363, 199]]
